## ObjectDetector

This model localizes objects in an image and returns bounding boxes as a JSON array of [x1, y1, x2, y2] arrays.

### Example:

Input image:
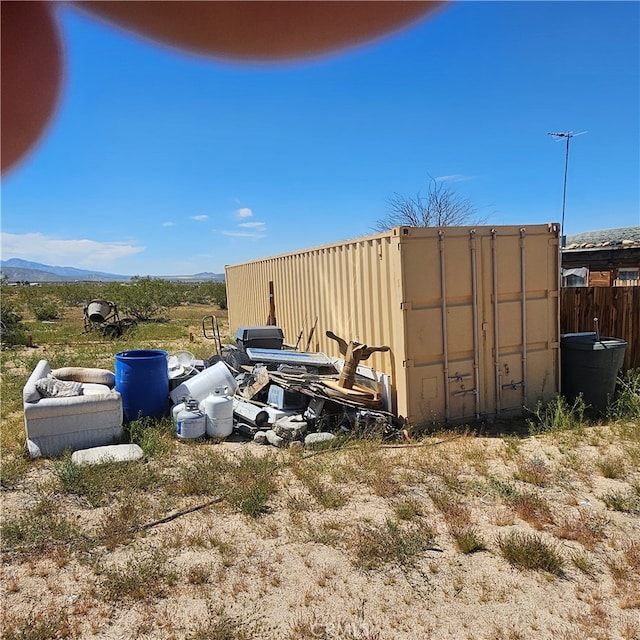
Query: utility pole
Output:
[[547, 131, 587, 248]]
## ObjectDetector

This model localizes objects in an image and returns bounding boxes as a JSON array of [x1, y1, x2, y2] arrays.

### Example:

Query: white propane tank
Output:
[[171, 396, 189, 424], [169, 360, 237, 404], [202, 386, 234, 439], [176, 398, 206, 439]]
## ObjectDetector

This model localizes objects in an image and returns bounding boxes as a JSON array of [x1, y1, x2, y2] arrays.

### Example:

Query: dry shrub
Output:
[[452, 526, 487, 554], [509, 490, 554, 529], [555, 510, 607, 549], [98, 548, 178, 602], [97, 496, 149, 550], [623, 540, 640, 571], [294, 458, 348, 510], [596, 454, 627, 480], [393, 497, 425, 521], [342, 442, 401, 497], [430, 491, 471, 530], [514, 456, 553, 487]]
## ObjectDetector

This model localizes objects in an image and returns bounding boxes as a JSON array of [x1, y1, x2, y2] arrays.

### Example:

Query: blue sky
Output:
[[2, 1, 639, 276]]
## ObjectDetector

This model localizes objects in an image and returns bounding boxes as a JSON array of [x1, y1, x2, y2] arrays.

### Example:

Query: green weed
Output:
[[294, 458, 348, 510], [304, 518, 344, 548], [98, 548, 178, 602], [177, 450, 231, 496], [527, 394, 587, 435], [1, 496, 85, 553], [127, 415, 175, 457], [340, 441, 401, 497], [497, 531, 564, 574], [186, 563, 214, 585], [486, 478, 553, 528], [600, 487, 640, 514], [96, 496, 150, 549], [393, 497, 425, 521], [508, 490, 554, 529], [0, 454, 30, 489], [596, 454, 627, 479], [1, 605, 77, 640], [570, 550, 596, 577], [188, 606, 254, 640], [54, 452, 159, 507], [350, 518, 436, 570], [607, 369, 640, 421], [29, 297, 60, 321], [452, 526, 487, 554], [225, 450, 279, 517]]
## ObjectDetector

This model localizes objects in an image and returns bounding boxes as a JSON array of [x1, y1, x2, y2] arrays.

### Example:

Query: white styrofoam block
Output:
[[72, 444, 143, 466]]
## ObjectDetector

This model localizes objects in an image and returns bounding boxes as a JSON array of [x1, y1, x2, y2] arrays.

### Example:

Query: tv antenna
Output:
[[547, 130, 588, 247]]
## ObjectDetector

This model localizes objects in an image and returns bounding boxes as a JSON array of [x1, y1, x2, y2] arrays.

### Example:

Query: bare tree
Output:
[[374, 176, 482, 232]]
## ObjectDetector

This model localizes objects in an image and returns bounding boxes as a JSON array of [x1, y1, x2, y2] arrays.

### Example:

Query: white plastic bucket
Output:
[[169, 361, 237, 404]]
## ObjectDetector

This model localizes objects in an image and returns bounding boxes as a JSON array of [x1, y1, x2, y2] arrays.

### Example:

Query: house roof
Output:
[[565, 226, 640, 251]]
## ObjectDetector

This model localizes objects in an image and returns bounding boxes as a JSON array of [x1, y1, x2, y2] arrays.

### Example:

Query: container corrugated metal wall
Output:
[[225, 224, 560, 425]]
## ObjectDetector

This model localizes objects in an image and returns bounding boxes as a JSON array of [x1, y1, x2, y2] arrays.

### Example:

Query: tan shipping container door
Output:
[[398, 225, 559, 425], [226, 224, 560, 426]]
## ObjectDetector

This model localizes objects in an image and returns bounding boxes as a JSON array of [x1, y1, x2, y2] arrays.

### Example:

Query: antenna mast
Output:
[[547, 130, 587, 248]]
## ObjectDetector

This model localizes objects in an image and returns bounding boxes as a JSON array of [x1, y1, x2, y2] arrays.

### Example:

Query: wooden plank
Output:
[[561, 286, 639, 370]]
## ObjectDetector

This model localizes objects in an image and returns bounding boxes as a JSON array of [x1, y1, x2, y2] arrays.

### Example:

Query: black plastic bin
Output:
[[561, 333, 627, 413]]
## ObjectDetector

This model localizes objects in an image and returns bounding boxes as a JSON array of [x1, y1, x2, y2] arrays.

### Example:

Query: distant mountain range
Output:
[[0, 259, 225, 283]]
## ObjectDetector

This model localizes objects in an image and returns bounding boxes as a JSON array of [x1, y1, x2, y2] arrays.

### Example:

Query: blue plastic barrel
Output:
[[115, 349, 169, 422]]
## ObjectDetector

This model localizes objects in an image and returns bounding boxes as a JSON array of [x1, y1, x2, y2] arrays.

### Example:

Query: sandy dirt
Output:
[[2, 425, 639, 640]]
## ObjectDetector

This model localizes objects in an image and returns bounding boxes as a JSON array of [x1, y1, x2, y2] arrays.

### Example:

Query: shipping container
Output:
[[225, 224, 561, 425]]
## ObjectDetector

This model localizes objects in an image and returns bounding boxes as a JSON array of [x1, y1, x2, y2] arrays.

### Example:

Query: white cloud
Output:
[[1, 232, 144, 269], [235, 208, 253, 219], [191, 215, 209, 221], [222, 230, 265, 239], [162, 221, 175, 227], [238, 221, 265, 229], [434, 174, 475, 183]]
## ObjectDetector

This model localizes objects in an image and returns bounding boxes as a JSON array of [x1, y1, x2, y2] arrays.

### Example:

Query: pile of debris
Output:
[[170, 326, 404, 449]]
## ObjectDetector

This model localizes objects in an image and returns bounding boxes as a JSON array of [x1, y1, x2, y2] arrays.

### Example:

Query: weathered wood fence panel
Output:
[[561, 286, 640, 370]]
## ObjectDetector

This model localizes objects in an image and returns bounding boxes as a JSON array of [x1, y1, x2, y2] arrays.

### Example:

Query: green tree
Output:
[[110, 277, 180, 320], [0, 289, 27, 345]]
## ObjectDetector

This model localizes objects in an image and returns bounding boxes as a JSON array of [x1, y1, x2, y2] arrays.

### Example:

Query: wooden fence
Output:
[[561, 286, 640, 370]]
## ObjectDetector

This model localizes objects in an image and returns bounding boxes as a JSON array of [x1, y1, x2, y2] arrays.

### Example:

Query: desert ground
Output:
[[2, 418, 640, 640], [1, 301, 639, 639]]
